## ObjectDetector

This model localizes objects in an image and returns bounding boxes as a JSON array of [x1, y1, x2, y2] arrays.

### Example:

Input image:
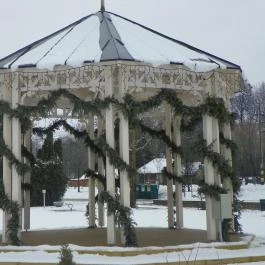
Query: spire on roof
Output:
[[97, 12, 134, 61], [101, 0, 105, 12]]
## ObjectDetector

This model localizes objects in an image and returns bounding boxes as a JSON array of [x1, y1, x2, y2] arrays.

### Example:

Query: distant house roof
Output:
[[138, 158, 166, 174], [138, 158, 202, 174], [0, 10, 241, 71]]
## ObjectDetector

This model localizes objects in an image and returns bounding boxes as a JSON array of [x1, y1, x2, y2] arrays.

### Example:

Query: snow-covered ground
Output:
[[0, 184, 265, 264], [158, 183, 265, 202]]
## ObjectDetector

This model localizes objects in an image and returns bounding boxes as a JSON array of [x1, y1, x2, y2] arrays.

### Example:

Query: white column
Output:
[[119, 112, 130, 244], [2, 71, 12, 243], [105, 105, 116, 244], [105, 66, 116, 244], [221, 123, 234, 229], [173, 115, 183, 228], [165, 104, 174, 228], [11, 76, 22, 240], [212, 117, 222, 241], [88, 114, 96, 227], [23, 129, 31, 231], [203, 114, 218, 241], [97, 117, 105, 227]]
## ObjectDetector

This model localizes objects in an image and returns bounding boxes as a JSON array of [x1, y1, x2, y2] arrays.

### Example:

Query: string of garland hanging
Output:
[[197, 181, 227, 200], [0, 87, 238, 245], [0, 87, 234, 132], [138, 123, 183, 156], [161, 168, 183, 184], [33, 120, 137, 177], [0, 137, 29, 175], [99, 191, 137, 247], [0, 183, 20, 245], [195, 139, 240, 194], [219, 132, 237, 156]]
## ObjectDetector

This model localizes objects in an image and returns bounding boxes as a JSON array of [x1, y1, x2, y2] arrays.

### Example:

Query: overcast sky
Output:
[[0, 0, 264, 86]]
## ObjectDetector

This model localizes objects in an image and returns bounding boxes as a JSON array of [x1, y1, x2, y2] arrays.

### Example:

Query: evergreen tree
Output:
[[31, 132, 67, 206], [61, 137, 88, 179]]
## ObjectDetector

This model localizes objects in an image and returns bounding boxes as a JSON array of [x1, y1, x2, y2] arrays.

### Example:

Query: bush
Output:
[[58, 244, 76, 265]]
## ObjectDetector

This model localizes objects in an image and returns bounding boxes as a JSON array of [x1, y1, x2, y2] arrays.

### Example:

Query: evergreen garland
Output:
[[84, 168, 106, 188], [33, 120, 136, 177], [195, 139, 240, 193], [138, 123, 183, 156], [21, 146, 36, 166], [99, 191, 137, 247], [0, 87, 239, 245], [219, 132, 237, 156], [197, 181, 227, 200], [201, 97, 234, 125], [0, 137, 29, 175], [0, 187, 20, 245], [162, 168, 183, 183], [233, 195, 243, 234]]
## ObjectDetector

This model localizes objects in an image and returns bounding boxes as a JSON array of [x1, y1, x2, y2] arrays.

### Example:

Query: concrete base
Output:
[[0, 228, 253, 265], [7, 227, 247, 248], [19, 227, 208, 247]]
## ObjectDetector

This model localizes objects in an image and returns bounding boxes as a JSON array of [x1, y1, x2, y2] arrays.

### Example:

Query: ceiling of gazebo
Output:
[[0, 10, 241, 73]]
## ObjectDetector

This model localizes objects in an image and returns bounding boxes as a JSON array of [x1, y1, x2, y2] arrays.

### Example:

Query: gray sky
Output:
[[0, 0, 264, 86]]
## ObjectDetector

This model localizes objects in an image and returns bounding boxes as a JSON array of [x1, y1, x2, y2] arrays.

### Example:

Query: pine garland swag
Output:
[[195, 139, 240, 194], [0, 87, 239, 244], [99, 191, 137, 247], [162, 168, 183, 184], [197, 181, 227, 200], [0, 187, 20, 245]]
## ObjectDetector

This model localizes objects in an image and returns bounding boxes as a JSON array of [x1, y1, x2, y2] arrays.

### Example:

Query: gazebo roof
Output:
[[0, 9, 241, 72]]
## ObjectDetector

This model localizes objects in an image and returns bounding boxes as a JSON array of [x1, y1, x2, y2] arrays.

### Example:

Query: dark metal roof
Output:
[[98, 12, 134, 61], [0, 10, 241, 71]]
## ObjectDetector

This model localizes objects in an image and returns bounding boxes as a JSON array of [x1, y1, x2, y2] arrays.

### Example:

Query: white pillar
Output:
[[88, 114, 96, 227], [105, 105, 116, 244], [119, 112, 130, 244], [173, 115, 183, 228], [212, 117, 223, 241], [105, 66, 116, 244], [23, 129, 31, 231], [165, 104, 174, 228], [203, 114, 218, 241], [2, 71, 12, 243], [11, 76, 22, 240], [221, 123, 234, 229], [97, 117, 105, 227]]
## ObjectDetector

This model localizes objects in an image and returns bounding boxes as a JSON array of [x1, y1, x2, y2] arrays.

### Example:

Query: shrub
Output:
[[58, 244, 76, 265]]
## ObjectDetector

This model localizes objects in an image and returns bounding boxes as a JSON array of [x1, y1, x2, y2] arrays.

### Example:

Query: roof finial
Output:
[[101, 0, 105, 12]]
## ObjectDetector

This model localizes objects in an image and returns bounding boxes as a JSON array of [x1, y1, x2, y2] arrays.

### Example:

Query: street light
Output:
[[42, 189, 46, 208]]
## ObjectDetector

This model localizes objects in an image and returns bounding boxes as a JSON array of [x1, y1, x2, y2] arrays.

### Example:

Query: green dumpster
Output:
[[260, 199, 265, 211], [136, 184, 159, 199]]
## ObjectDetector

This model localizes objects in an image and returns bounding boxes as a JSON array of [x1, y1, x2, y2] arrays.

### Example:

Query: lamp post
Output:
[[42, 189, 46, 208]]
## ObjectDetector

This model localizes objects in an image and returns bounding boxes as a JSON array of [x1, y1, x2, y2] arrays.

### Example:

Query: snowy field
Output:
[[157, 183, 265, 202], [0, 184, 265, 264]]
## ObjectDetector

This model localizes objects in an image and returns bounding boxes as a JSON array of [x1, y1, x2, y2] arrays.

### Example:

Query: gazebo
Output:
[[0, 1, 243, 246]]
